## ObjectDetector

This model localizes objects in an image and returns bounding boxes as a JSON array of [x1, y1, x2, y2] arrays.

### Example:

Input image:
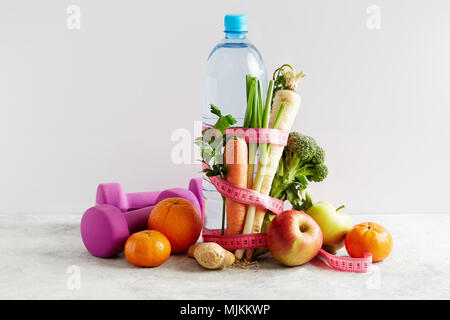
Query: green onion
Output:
[[257, 80, 264, 128], [243, 79, 256, 128], [262, 80, 274, 129], [247, 79, 259, 187], [246, 74, 253, 102], [251, 84, 258, 128]]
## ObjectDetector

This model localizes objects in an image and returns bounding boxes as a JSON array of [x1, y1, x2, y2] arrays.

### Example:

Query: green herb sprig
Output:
[[195, 104, 236, 235]]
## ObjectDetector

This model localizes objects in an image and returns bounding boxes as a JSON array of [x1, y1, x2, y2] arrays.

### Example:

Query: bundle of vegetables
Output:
[[199, 64, 329, 262], [235, 65, 306, 260]]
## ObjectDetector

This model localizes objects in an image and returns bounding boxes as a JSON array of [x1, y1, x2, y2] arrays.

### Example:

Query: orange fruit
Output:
[[124, 230, 171, 267], [148, 197, 202, 253], [345, 222, 393, 262]]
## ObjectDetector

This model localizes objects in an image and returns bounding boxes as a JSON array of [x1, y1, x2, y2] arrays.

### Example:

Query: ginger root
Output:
[[188, 243, 235, 270]]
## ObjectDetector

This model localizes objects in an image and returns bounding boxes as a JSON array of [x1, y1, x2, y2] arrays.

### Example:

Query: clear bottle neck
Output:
[[224, 31, 247, 40]]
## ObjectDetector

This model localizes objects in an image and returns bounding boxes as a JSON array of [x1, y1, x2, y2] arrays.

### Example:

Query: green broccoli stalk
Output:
[[297, 187, 314, 212]]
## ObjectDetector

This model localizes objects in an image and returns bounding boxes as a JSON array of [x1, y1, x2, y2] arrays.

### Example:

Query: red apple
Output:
[[267, 210, 323, 266]]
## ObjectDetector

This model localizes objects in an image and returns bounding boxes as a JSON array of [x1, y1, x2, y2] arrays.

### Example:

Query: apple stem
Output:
[[336, 205, 345, 212]]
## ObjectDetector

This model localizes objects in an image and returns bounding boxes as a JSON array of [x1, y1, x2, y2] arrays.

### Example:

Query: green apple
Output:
[[306, 201, 353, 254]]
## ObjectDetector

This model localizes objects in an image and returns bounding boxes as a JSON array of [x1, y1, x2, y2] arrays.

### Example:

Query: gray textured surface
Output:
[[0, 213, 449, 299]]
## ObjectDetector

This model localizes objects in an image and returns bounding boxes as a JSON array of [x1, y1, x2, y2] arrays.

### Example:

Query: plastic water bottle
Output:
[[202, 14, 267, 229]]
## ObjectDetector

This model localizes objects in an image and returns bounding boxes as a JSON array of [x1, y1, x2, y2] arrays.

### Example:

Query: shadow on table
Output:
[[254, 253, 333, 272]]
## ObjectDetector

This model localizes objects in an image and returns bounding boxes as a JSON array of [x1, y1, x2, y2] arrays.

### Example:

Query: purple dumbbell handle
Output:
[[125, 192, 161, 211], [96, 182, 161, 212], [124, 205, 155, 234]]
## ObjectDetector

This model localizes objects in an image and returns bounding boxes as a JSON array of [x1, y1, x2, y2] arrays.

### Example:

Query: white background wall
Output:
[[1, 0, 449, 214]]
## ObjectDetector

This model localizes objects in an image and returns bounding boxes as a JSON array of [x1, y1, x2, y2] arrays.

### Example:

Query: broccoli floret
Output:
[[311, 146, 325, 164], [283, 133, 327, 182], [297, 163, 328, 182], [286, 132, 317, 166], [270, 132, 328, 208]]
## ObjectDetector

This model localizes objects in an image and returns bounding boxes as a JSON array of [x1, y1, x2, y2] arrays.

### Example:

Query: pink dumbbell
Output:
[[96, 178, 203, 212], [81, 204, 155, 258]]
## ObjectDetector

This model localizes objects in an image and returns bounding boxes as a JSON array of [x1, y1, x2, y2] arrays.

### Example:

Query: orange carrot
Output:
[[224, 136, 248, 235]]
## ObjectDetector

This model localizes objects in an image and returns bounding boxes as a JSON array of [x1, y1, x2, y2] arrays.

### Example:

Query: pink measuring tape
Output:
[[201, 127, 373, 273], [202, 163, 284, 215], [202, 229, 372, 273], [224, 127, 290, 145]]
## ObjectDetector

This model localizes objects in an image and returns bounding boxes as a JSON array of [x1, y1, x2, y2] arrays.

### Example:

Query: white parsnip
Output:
[[253, 90, 301, 196]]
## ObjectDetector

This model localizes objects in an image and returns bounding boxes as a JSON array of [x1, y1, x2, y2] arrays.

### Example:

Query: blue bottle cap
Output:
[[224, 14, 247, 32]]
